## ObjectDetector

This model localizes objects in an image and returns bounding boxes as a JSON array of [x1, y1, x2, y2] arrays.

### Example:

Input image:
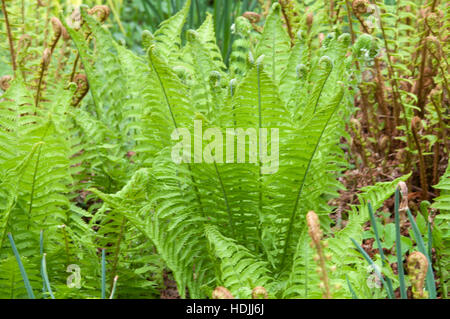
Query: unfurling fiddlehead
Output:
[[407, 251, 429, 299], [87, 5, 111, 23], [252, 286, 268, 299], [352, 0, 369, 15], [35, 17, 64, 108], [71, 74, 90, 107], [307, 211, 332, 299], [212, 287, 234, 299], [49, 17, 64, 54], [0, 75, 12, 91]]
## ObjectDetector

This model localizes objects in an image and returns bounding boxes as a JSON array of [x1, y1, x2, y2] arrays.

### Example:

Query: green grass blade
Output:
[[8, 233, 35, 299], [368, 201, 395, 298], [101, 248, 106, 299], [345, 274, 358, 299], [406, 209, 437, 299], [351, 237, 393, 299], [394, 188, 407, 299], [427, 222, 432, 258], [40, 229, 45, 294], [41, 253, 55, 299]]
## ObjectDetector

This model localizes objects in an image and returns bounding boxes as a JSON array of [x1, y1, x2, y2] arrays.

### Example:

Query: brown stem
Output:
[[415, 0, 439, 116], [411, 117, 428, 200], [1, 0, 17, 72], [376, 4, 415, 174], [55, 41, 67, 81], [279, 1, 294, 46], [21, 0, 25, 35], [35, 48, 52, 108], [329, 0, 335, 23], [430, 97, 449, 154], [70, 54, 80, 82], [43, 1, 52, 48], [433, 141, 439, 185], [344, 0, 356, 43], [374, 58, 393, 139]]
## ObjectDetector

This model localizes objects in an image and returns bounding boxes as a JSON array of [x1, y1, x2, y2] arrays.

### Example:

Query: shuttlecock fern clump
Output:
[[59, 1, 385, 299], [1, 0, 418, 299]]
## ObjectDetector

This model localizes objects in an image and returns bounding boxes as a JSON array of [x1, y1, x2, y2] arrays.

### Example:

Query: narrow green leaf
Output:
[[345, 274, 358, 299], [368, 202, 395, 298], [407, 209, 437, 299], [8, 233, 35, 299], [394, 188, 407, 299], [351, 237, 393, 299], [101, 249, 106, 299], [41, 254, 55, 299]]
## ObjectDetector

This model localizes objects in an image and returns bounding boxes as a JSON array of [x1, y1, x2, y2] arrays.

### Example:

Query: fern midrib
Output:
[[26, 122, 51, 231], [272, 20, 276, 84], [26, 143, 43, 231], [110, 215, 127, 291], [256, 62, 265, 255], [280, 93, 344, 270], [313, 69, 332, 114], [148, 51, 206, 219], [0, 142, 43, 249], [213, 156, 235, 237]]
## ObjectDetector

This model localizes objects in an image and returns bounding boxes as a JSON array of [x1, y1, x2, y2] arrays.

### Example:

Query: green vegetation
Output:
[[0, 0, 448, 299]]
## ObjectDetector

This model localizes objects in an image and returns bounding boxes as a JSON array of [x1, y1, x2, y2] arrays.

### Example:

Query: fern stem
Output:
[[394, 188, 407, 299], [279, 1, 294, 46], [415, 0, 439, 116], [42, 0, 52, 49], [61, 224, 70, 265], [411, 117, 428, 200], [430, 93, 449, 155], [27, 143, 43, 230], [109, 217, 126, 292], [213, 162, 235, 237], [1, 0, 17, 72], [344, 0, 356, 44], [21, 0, 25, 34], [70, 54, 80, 83], [256, 60, 264, 252]]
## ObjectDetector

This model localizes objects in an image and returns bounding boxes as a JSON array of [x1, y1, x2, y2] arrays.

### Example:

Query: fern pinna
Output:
[[1, 1, 445, 299]]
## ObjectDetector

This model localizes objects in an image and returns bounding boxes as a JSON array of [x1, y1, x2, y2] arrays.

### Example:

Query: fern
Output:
[[283, 174, 410, 298], [432, 160, 450, 296], [71, 1, 380, 299], [2, 0, 442, 300]]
